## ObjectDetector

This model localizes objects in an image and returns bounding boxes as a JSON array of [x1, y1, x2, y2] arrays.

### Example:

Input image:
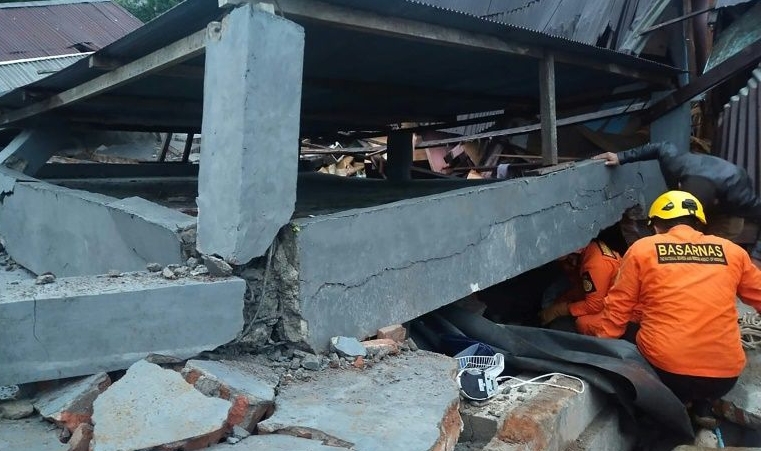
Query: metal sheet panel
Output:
[[0, 53, 88, 93], [0, 0, 142, 62]]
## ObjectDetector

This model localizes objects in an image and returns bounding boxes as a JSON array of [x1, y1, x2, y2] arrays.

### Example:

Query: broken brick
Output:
[[34, 372, 111, 432], [377, 324, 406, 343], [182, 359, 277, 432], [362, 338, 399, 359], [68, 423, 93, 451]]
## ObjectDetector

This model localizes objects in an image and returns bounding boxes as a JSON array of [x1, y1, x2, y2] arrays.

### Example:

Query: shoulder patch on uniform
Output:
[[596, 241, 617, 259], [581, 271, 597, 293]]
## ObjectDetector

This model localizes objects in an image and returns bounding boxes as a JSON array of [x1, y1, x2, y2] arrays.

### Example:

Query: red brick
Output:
[[431, 401, 462, 451], [352, 356, 365, 369], [377, 324, 407, 343], [362, 338, 400, 358]]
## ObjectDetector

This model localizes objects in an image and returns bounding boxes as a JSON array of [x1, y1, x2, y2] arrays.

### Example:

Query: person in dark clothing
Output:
[[593, 141, 761, 266]]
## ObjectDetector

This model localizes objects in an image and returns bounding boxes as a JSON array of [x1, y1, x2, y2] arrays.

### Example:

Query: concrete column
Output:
[[386, 130, 413, 181], [0, 126, 73, 176], [197, 4, 305, 264]]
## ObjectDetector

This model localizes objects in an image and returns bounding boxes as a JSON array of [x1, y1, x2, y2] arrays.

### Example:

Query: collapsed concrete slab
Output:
[[92, 360, 231, 451], [0, 418, 66, 451], [34, 372, 111, 432], [209, 434, 348, 450], [0, 171, 196, 276], [0, 273, 245, 385], [182, 359, 277, 431], [258, 351, 461, 451], [270, 160, 666, 351]]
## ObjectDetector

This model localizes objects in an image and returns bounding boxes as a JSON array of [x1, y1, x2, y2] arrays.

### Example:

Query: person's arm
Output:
[[737, 251, 761, 312], [592, 142, 680, 166], [568, 258, 617, 317], [594, 252, 642, 338]]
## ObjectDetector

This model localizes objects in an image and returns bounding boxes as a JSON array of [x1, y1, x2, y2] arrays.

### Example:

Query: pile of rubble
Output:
[[0, 325, 463, 451]]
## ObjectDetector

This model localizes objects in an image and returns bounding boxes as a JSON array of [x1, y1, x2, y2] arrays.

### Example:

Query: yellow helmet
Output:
[[648, 190, 706, 225]]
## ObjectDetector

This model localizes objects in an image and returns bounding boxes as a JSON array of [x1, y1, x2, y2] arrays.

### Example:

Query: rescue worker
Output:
[[594, 190, 761, 412], [538, 239, 621, 336], [592, 141, 761, 266]]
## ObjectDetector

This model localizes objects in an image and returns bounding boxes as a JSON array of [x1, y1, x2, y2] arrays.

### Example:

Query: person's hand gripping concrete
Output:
[[591, 152, 620, 166]]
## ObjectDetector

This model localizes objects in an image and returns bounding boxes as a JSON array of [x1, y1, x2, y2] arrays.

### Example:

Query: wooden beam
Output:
[[539, 52, 558, 166], [642, 41, 761, 123], [0, 29, 207, 126], [415, 102, 648, 148]]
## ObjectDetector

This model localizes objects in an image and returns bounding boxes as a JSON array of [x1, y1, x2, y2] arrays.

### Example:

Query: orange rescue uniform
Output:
[[596, 224, 761, 378], [556, 241, 621, 335]]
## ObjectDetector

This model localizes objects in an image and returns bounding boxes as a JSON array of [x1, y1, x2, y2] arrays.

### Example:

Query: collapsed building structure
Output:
[[0, 0, 689, 387]]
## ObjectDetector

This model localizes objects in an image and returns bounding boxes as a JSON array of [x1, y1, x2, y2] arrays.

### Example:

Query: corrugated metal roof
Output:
[[416, 0, 668, 53], [0, 0, 142, 62], [0, 53, 89, 94], [0, 0, 680, 134]]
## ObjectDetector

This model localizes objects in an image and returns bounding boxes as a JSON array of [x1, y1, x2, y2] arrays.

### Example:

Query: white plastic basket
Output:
[[456, 353, 504, 371]]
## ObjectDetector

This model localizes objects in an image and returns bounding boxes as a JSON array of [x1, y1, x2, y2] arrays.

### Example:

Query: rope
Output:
[[739, 311, 761, 350]]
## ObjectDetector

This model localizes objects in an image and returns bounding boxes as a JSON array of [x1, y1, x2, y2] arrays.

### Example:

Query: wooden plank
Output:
[[415, 102, 647, 149], [539, 52, 558, 166], [0, 29, 207, 126]]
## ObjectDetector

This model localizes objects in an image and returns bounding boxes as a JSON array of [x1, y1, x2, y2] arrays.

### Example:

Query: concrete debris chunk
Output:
[[34, 372, 111, 432], [0, 385, 19, 400], [301, 353, 321, 371], [186, 257, 199, 268], [1, 417, 68, 451], [204, 255, 234, 277], [144, 353, 186, 366], [377, 324, 406, 343], [146, 262, 162, 272], [258, 351, 462, 451], [161, 267, 177, 280], [182, 359, 276, 432], [208, 433, 348, 450], [35, 273, 56, 285], [92, 360, 231, 451], [718, 350, 761, 428], [106, 270, 121, 278], [362, 338, 399, 359], [330, 336, 367, 358], [0, 399, 34, 419], [191, 266, 210, 276]]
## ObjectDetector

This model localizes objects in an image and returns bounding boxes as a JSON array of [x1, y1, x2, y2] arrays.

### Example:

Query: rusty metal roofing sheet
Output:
[[0, 0, 142, 62], [0, 53, 89, 94]]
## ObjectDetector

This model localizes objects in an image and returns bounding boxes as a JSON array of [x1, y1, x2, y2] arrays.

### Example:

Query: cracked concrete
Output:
[[0, 172, 196, 276], [0, 272, 245, 385], [268, 160, 665, 351]]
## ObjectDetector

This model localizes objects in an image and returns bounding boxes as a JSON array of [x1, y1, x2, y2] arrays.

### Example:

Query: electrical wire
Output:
[[497, 372, 585, 394]]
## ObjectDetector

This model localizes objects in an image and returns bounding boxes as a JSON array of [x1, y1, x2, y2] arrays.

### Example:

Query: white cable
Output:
[[739, 311, 761, 350], [496, 372, 585, 394]]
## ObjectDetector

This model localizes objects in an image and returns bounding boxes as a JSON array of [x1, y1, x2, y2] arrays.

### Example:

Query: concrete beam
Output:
[[0, 126, 75, 176], [0, 172, 196, 276], [285, 160, 666, 351], [0, 273, 245, 385], [197, 4, 305, 264]]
